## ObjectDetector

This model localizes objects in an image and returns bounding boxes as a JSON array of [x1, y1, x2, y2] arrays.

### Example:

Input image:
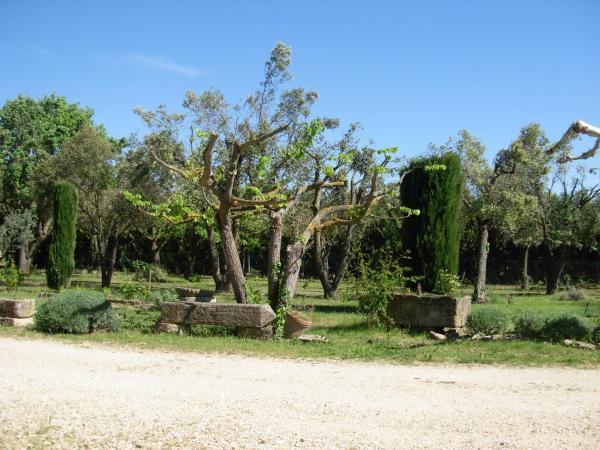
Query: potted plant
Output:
[[283, 302, 314, 339]]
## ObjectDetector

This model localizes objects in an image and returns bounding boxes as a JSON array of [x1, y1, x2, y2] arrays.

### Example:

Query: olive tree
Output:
[[50, 126, 134, 287]]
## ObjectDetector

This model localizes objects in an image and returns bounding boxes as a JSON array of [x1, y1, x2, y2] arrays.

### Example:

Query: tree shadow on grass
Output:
[[326, 320, 370, 332], [313, 304, 357, 314], [510, 291, 547, 298]]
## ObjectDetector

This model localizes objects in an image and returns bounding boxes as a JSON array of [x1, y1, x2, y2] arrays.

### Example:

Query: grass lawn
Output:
[[1, 270, 599, 367]]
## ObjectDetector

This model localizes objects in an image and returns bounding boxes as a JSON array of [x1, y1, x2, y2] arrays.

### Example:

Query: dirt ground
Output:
[[0, 337, 599, 449]]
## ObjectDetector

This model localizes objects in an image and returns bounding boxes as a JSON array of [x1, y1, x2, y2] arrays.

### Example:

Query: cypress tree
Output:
[[46, 181, 78, 289], [401, 152, 463, 291]]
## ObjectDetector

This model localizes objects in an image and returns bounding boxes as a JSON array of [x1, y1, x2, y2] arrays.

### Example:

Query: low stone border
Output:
[[0, 317, 33, 327]]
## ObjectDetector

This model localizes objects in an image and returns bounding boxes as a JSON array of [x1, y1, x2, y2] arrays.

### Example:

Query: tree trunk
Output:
[[100, 234, 119, 288], [314, 225, 356, 298], [217, 206, 246, 303], [521, 245, 530, 290], [282, 240, 306, 307], [245, 252, 251, 276], [151, 238, 161, 265], [267, 210, 284, 306], [17, 246, 32, 274], [18, 217, 52, 274], [87, 236, 98, 273], [329, 226, 355, 297], [314, 229, 335, 298], [207, 225, 229, 292], [546, 246, 568, 295], [473, 223, 489, 303]]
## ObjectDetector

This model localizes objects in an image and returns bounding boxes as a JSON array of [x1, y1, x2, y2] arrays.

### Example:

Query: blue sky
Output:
[[1, 0, 599, 159]]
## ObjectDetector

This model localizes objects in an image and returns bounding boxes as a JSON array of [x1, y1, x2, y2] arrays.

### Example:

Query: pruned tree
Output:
[[138, 43, 322, 303]]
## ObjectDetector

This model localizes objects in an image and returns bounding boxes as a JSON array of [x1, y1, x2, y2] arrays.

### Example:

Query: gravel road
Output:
[[0, 337, 599, 449]]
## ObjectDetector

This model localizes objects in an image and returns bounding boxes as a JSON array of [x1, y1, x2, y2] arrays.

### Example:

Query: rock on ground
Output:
[[0, 337, 599, 449]]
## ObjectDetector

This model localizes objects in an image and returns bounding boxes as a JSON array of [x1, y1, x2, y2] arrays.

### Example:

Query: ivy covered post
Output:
[[400, 152, 463, 292], [46, 181, 78, 289]]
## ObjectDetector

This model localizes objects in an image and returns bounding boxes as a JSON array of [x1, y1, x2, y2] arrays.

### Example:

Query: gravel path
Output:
[[0, 337, 599, 449]]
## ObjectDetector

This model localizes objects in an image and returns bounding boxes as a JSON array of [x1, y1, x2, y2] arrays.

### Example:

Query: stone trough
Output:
[[175, 287, 216, 303], [0, 298, 35, 327], [387, 293, 471, 330], [156, 302, 276, 339]]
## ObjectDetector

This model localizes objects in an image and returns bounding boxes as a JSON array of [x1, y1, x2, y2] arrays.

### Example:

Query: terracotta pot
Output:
[[283, 311, 312, 339]]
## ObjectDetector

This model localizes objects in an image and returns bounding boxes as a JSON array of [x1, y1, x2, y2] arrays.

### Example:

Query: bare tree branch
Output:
[[547, 120, 600, 163]]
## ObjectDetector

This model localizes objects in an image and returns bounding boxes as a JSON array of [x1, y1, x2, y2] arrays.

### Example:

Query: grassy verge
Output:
[[1, 272, 599, 367]]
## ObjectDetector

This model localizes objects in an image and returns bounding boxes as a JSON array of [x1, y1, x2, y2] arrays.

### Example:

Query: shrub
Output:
[[119, 308, 160, 333], [132, 260, 168, 283], [46, 181, 78, 289], [514, 311, 545, 339], [466, 307, 509, 335], [118, 281, 148, 300], [0, 260, 21, 291], [147, 289, 178, 306], [433, 270, 461, 295], [348, 260, 413, 327], [591, 326, 600, 345], [541, 312, 591, 342], [35, 290, 120, 333], [558, 287, 587, 301]]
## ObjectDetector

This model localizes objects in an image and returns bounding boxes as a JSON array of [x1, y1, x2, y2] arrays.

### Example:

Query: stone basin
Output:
[[387, 293, 471, 329]]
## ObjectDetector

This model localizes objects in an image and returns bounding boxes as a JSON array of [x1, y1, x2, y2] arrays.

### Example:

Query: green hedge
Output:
[[35, 290, 120, 334], [514, 310, 592, 342], [541, 313, 591, 342], [513, 311, 545, 339]]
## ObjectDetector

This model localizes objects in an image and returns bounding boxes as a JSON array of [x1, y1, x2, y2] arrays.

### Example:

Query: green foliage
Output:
[[269, 261, 289, 311], [0, 94, 94, 211], [245, 284, 266, 304], [34, 290, 120, 334], [118, 281, 148, 300], [273, 305, 286, 338], [432, 270, 461, 295], [401, 152, 463, 291], [131, 260, 168, 283], [514, 311, 545, 339], [466, 307, 509, 335], [541, 313, 591, 342], [147, 289, 178, 306], [0, 209, 35, 261], [0, 260, 21, 291], [46, 182, 78, 289]]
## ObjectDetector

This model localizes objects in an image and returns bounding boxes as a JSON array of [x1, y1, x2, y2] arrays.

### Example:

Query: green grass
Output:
[[1, 271, 599, 367]]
